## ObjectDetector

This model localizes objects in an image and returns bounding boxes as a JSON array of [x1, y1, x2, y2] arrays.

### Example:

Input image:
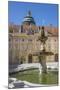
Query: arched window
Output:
[[55, 54, 58, 62]]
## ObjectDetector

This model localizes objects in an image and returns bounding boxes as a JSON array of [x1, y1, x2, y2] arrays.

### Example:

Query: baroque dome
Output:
[[22, 11, 36, 25]]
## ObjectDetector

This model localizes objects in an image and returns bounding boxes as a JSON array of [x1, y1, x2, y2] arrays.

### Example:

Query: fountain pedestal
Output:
[[38, 54, 47, 73]]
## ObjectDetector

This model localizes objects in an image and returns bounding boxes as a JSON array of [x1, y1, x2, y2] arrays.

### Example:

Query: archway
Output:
[[28, 54, 32, 63], [55, 54, 58, 62]]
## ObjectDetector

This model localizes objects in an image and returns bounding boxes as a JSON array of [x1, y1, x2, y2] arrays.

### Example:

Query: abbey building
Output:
[[9, 11, 58, 65]]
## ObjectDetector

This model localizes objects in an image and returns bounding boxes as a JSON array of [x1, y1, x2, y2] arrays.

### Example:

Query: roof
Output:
[[9, 24, 58, 36]]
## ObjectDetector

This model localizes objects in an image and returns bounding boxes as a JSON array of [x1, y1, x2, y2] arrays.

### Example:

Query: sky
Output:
[[8, 1, 58, 27]]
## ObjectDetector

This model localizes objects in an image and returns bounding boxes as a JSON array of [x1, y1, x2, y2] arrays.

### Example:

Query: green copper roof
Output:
[[22, 11, 36, 25]]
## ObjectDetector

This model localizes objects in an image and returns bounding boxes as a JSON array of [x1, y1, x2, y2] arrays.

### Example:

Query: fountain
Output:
[[38, 26, 48, 73], [38, 26, 54, 73], [32, 26, 54, 73]]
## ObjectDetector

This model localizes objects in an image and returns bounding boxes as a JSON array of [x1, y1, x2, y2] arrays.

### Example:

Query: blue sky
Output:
[[8, 1, 58, 27]]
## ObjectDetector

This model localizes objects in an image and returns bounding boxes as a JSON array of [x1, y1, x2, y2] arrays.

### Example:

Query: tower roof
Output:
[[22, 11, 36, 25]]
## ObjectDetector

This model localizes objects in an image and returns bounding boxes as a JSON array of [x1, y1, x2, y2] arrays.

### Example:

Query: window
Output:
[[22, 38, 24, 41], [55, 39, 56, 42], [15, 39, 18, 42], [28, 39, 32, 41]]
